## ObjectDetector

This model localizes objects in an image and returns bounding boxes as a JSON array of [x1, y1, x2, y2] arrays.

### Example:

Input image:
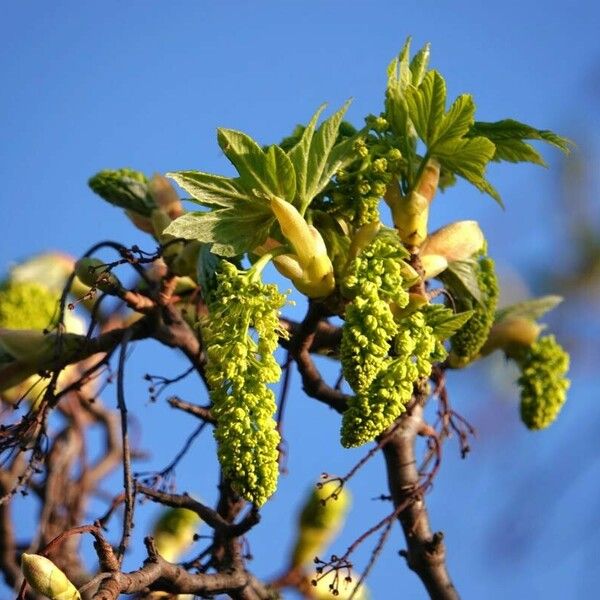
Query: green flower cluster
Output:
[[516, 335, 570, 430], [450, 256, 498, 367], [88, 168, 155, 216], [332, 118, 403, 226], [203, 261, 287, 506], [341, 311, 437, 447], [341, 235, 409, 392], [0, 281, 58, 331], [341, 234, 438, 447]]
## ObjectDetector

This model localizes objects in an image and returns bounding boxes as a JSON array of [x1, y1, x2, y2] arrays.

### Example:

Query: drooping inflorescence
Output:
[[516, 335, 570, 430], [0, 281, 59, 331], [202, 260, 288, 506], [340, 232, 442, 447], [449, 255, 499, 367]]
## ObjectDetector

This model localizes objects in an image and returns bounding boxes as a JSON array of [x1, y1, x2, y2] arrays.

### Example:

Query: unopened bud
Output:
[[270, 198, 335, 297], [21, 553, 81, 600], [88, 168, 155, 217], [481, 317, 543, 357], [149, 174, 184, 219], [420, 221, 485, 270]]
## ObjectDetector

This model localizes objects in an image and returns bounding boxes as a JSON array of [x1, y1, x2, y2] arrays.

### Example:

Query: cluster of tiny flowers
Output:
[[450, 256, 499, 366], [341, 235, 409, 392], [332, 118, 402, 225], [0, 281, 58, 330], [517, 335, 570, 430], [341, 311, 437, 447], [202, 261, 287, 506], [340, 235, 441, 447]]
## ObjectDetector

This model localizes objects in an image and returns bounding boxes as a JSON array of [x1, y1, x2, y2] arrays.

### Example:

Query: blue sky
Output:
[[1, 2, 599, 599]]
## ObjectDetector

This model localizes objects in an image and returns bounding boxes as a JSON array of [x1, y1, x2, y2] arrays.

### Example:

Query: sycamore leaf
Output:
[[468, 119, 571, 164], [164, 209, 273, 257], [406, 70, 447, 146], [289, 102, 352, 213], [409, 42, 431, 86], [385, 38, 420, 164], [495, 295, 563, 324], [433, 136, 501, 205], [422, 304, 474, 340], [217, 129, 297, 202], [167, 171, 248, 208], [434, 94, 476, 148], [438, 258, 483, 305]]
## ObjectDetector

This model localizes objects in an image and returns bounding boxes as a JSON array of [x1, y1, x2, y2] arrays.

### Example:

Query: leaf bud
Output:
[[21, 553, 81, 600]]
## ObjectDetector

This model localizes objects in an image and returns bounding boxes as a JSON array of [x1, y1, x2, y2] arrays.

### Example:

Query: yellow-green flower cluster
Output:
[[203, 261, 287, 506], [341, 235, 409, 392], [0, 281, 58, 330], [517, 335, 570, 430], [341, 311, 436, 447], [333, 129, 402, 226], [340, 235, 438, 447], [450, 256, 498, 367]]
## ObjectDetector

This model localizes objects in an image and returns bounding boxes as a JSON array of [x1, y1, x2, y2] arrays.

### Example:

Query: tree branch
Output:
[[381, 403, 459, 600]]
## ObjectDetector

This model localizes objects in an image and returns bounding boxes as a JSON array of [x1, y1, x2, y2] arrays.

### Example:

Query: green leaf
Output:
[[495, 295, 563, 324], [406, 70, 447, 146], [288, 102, 352, 213], [433, 94, 475, 148], [409, 42, 431, 86], [385, 39, 419, 164], [265, 144, 296, 201], [164, 209, 273, 257], [217, 129, 274, 196], [167, 171, 248, 208], [433, 136, 501, 204], [468, 119, 571, 164], [438, 258, 483, 305], [422, 304, 474, 340], [288, 105, 325, 209]]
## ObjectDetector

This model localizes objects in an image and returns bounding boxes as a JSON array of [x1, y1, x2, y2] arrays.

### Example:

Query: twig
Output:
[[116, 329, 135, 564]]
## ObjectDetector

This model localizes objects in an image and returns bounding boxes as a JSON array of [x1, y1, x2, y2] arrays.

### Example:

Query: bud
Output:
[[88, 168, 155, 216], [21, 553, 81, 600], [290, 480, 351, 569], [270, 198, 335, 297], [420, 221, 485, 278], [74, 258, 123, 296], [0, 330, 86, 392], [385, 159, 440, 248], [480, 317, 543, 358], [149, 174, 184, 219], [153, 507, 202, 563]]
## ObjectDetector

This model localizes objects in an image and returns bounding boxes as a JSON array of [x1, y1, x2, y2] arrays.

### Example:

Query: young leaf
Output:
[[495, 295, 563, 324], [468, 119, 571, 164], [405, 70, 447, 146], [433, 136, 500, 204], [167, 171, 248, 208], [164, 208, 273, 257], [409, 42, 431, 86], [422, 304, 474, 340], [438, 258, 483, 305]]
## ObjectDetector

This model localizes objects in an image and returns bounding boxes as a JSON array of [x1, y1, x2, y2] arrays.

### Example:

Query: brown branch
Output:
[[381, 403, 459, 599], [90, 537, 262, 600], [288, 302, 349, 413], [136, 485, 259, 537], [167, 396, 215, 424], [116, 329, 135, 564]]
